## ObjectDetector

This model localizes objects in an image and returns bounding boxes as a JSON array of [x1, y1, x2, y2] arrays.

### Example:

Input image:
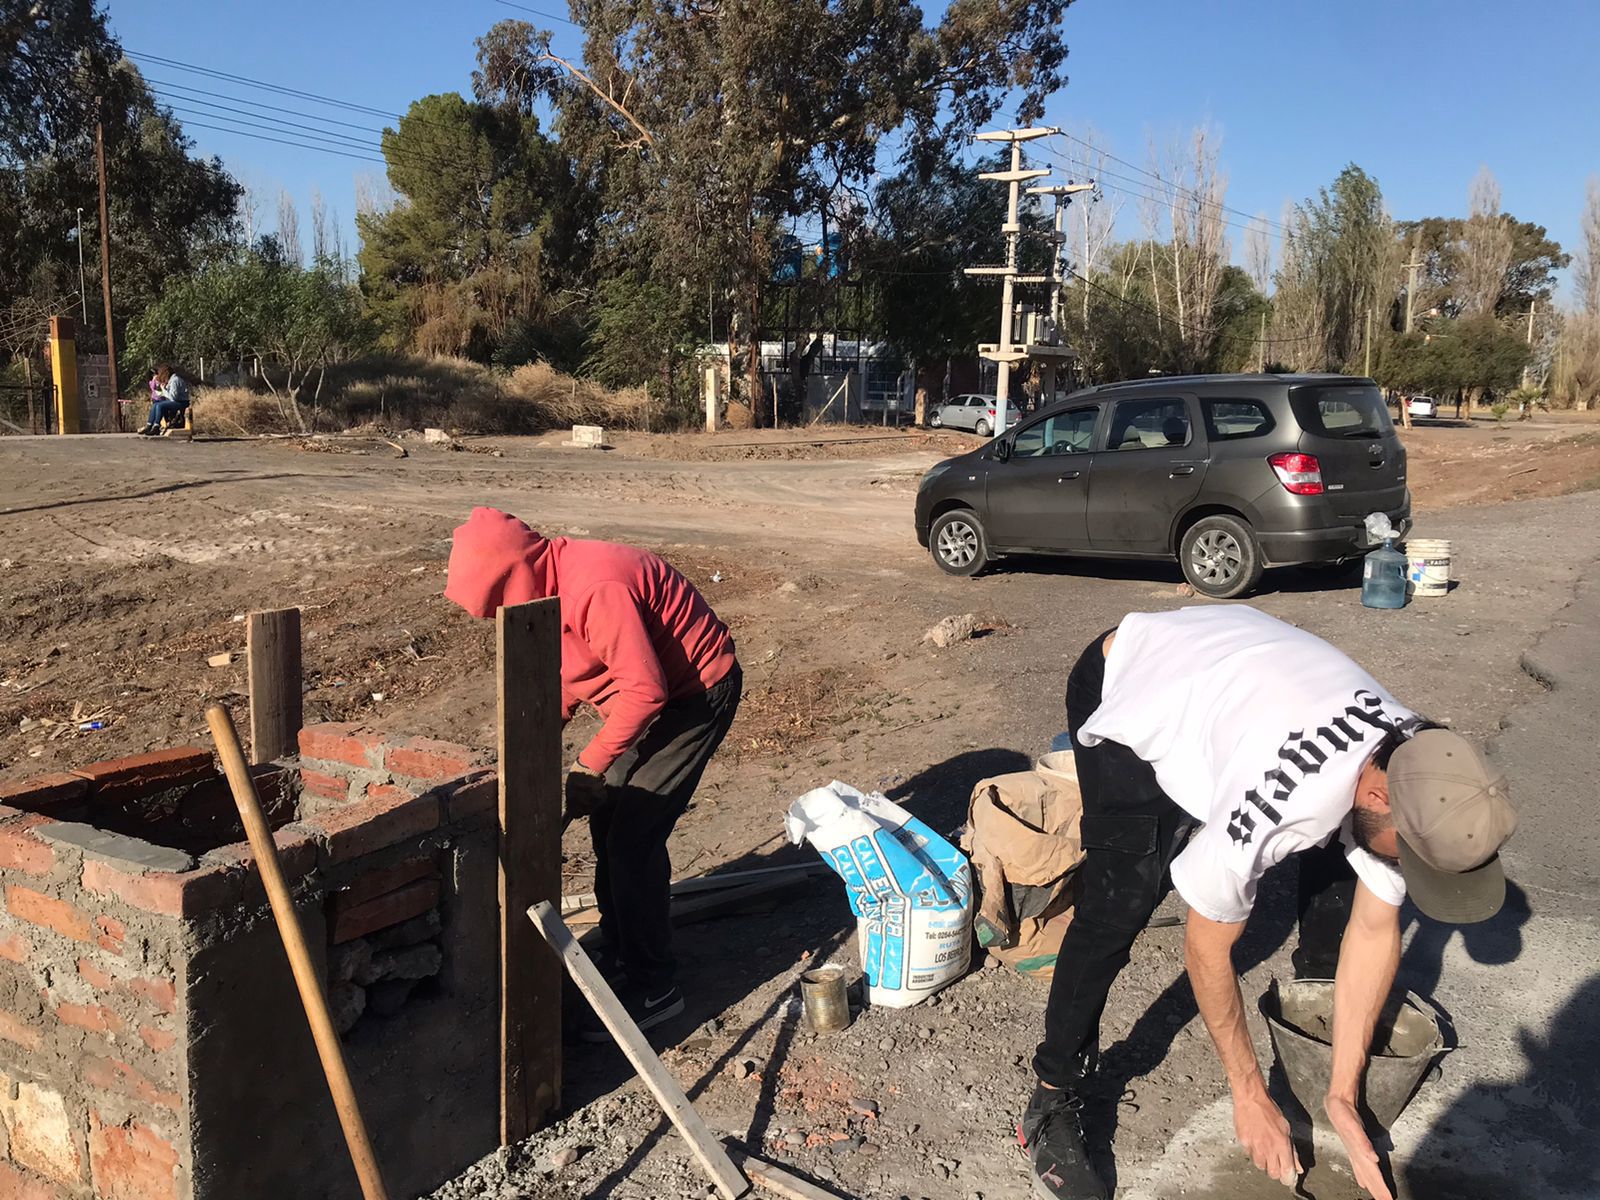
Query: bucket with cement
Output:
[[1404, 538, 1451, 598], [1260, 979, 1446, 1130]]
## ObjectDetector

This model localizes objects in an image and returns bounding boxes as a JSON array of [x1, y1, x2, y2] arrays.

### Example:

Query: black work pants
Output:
[[1033, 632, 1352, 1089], [591, 664, 742, 990]]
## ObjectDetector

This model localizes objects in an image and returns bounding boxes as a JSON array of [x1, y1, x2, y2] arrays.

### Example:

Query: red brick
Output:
[[57, 1002, 124, 1034], [0, 1008, 43, 1050], [96, 915, 126, 955], [309, 790, 440, 865], [82, 860, 240, 919], [384, 736, 482, 781], [83, 1058, 180, 1112], [337, 855, 439, 908], [138, 1024, 176, 1053], [297, 766, 352, 803], [88, 1113, 180, 1200], [0, 931, 30, 962], [0, 773, 90, 814], [445, 772, 499, 822], [0, 815, 56, 875], [0, 1160, 60, 1200], [78, 958, 115, 991], [71, 748, 214, 804], [125, 976, 177, 1015], [329, 878, 442, 944], [298, 723, 385, 769], [6, 885, 92, 942]]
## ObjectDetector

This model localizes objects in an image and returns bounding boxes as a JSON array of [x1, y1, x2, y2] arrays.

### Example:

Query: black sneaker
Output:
[[1017, 1083, 1107, 1200], [578, 979, 685, 1043]]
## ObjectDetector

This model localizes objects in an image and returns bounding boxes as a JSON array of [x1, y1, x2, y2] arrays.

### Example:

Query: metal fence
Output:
[[0, 382, 55, 434]]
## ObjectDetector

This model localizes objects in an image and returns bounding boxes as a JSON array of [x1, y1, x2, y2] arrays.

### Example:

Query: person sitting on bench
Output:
[[139, 364, 190, 435]]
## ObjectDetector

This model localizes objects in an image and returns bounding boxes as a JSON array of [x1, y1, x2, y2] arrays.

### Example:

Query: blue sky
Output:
[[108, 0, 1597, 294]]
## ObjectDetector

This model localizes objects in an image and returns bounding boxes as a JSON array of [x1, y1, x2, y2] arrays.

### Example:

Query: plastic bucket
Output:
[[1405, 538, 1451, 598], [1261, 979, 1446, 1130]]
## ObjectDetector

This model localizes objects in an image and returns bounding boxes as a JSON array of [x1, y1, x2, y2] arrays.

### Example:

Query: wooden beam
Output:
[[246, 608, 302, 765], [527, 901, 750, 1200], [725, 1144, 846, 1200], [498, 599, 563, 1143]]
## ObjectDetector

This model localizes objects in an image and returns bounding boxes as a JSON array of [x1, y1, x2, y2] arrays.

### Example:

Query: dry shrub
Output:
[[190, 357, 658, 437], [190, 387, 294, 435], [503, 362, 654, 431]]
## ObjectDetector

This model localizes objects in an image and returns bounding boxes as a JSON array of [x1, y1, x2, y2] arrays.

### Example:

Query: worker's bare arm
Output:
[[1186, 909, 1301, 1185], [1325, 879, 1401, 1200]]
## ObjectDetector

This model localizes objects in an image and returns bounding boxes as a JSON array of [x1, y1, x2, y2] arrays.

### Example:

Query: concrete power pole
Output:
[[1025, 183, 1093, 407], [964, 127, 1055, 437], [1403, 254, 1424, 334], [1522, 299, 1537, 388], [94, 97, 121, 426]]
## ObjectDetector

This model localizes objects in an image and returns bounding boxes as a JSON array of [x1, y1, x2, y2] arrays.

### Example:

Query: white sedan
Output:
[[1406, 395, 1438, 419], [929, 394, 1022, 437]]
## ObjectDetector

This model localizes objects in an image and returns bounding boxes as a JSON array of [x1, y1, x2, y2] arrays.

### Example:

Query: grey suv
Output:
[[913, 374, 1411, 598]]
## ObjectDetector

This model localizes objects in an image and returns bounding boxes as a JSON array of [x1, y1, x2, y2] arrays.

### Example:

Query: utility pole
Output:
[[1522, 299, 1537, 388], [75, 208, 88, 324], [94, 97, 121, 427], [1403, 253, 1424, 334], [964, 127, 1055, 437], [1364, 306, 1373, 378], [1257, 309, 1267, 373], [1025, 182, 1093, 410]]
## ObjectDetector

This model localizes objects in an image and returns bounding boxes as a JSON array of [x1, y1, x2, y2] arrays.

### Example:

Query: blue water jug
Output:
[[1361, 539, 1408, 609]]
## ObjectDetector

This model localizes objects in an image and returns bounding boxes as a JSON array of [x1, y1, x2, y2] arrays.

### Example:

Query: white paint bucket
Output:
[[1405, 538, 1451, 598]]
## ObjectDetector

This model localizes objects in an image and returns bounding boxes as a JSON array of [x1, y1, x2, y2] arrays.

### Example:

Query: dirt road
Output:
[[3, 418, 1598, 1199]]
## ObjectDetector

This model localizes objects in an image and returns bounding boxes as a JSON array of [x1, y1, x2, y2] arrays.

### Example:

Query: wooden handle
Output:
[[206, 704, 392, 1200], [527, 900, 749, 1199]]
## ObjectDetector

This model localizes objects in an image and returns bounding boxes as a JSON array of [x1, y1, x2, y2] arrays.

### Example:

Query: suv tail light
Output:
[[1268, 452, 1324, 495]]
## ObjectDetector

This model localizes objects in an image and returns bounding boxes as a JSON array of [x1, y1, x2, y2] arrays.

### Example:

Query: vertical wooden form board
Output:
[[247, 608, 303, 765], [498, 599, 563, 1142]]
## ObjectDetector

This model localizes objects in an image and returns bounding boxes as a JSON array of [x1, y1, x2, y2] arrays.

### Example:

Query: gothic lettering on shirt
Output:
[[1226, 689, 1404, 847]]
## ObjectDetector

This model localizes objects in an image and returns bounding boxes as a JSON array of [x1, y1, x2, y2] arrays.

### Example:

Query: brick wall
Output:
[[0, 726, 502, 1200]]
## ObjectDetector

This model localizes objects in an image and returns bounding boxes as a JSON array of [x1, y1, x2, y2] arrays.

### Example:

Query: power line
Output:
[[163, 103, 386, 155], [175, 118, 386, 166], [493, 0, 584, 29], [145, 77, 390, 135], [1036, 145, 1284, 242], [1053, 131, 1288, 235], [124, 50, 402, 119]]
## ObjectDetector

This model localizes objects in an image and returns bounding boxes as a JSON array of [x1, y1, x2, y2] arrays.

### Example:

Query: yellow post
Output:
[[48, 316, 80, 434]]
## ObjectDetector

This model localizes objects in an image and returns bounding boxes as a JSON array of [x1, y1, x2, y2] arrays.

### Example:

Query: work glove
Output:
[[563, 764, 607, 828]]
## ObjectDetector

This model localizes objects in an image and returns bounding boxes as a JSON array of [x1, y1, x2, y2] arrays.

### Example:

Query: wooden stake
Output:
[[725, 1144, 846, 1200], [246, 607, 302, 765], [205, 703, 391, 1200], [497, 599, 563, 1143], [526, 901, 750, 1199]]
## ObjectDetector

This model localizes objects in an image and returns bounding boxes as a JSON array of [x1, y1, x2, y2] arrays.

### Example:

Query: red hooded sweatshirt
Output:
[[444, 508, 736, 773]]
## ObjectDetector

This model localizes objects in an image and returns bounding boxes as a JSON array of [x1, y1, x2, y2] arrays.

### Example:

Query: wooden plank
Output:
[[527, 900, 750, 1199], [246, 608, 302, 765], [498, 599, 563, 1143], [724, 1144, 846, 1200]]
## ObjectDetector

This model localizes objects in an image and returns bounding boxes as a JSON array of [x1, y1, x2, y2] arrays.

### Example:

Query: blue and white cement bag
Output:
[[785, 782, 973, 1008]]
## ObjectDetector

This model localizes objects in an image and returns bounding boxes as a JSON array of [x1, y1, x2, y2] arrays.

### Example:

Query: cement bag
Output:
[[785, 782, 973, 1008], [960, 751, 1085, 978]]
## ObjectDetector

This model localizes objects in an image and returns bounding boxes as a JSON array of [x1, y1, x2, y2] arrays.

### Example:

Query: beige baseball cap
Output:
[[1388, 729, 1517, 924]]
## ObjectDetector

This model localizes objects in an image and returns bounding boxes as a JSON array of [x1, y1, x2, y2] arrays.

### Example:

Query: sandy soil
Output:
[[2, 417, 1599, 1200]]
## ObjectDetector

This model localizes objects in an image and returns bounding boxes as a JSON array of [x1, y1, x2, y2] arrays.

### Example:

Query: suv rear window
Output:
[[1203, 399, 1275, 441], [1290, 384, 1394, 438]]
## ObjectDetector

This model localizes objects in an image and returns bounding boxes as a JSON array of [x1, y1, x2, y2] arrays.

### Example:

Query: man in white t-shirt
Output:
[[1018, 606, 1517, 1200]]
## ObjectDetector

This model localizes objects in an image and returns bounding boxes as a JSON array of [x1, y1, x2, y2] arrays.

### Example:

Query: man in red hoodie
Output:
[[445, 507, 741, 1033]]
